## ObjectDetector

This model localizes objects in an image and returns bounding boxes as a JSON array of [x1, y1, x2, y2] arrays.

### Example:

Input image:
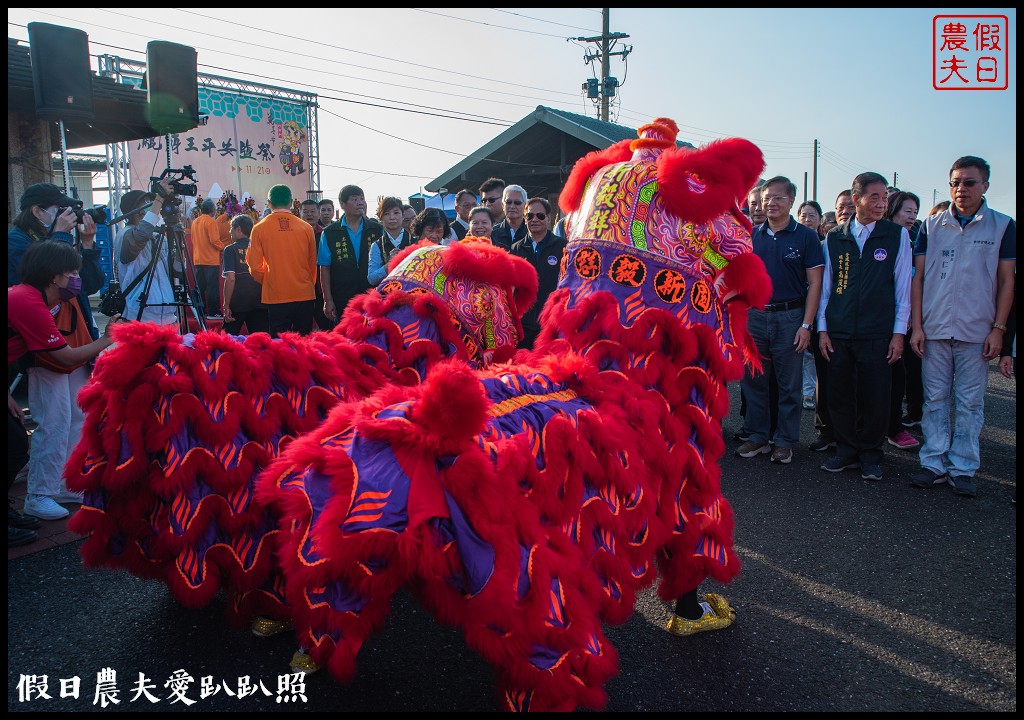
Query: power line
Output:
[[487, 8, 597, 33], [319, 106, 557, 171], [11, 9, 583, 103], [410, 8, 572, 39]]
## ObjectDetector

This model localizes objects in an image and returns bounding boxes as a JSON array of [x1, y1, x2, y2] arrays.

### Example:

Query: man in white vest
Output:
[[909, 156, 1016, 498]]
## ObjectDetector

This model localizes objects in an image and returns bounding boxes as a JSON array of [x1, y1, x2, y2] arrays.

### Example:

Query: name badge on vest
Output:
[[873, 248, 888, 261]]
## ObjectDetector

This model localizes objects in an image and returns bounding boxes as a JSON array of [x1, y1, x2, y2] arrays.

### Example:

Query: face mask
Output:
[[40, 207, 58, 230], [59, 275, 82, 301]]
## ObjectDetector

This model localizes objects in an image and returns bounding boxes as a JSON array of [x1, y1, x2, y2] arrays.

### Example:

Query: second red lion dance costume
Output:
[[70, 117, 770, 712]]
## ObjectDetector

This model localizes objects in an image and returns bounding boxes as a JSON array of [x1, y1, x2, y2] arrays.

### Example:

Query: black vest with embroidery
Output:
[[824, 219, 901, 340], [322, 218, 383, 311]]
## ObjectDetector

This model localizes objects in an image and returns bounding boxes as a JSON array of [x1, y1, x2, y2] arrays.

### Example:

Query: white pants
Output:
[[26, 365, 90, 497]]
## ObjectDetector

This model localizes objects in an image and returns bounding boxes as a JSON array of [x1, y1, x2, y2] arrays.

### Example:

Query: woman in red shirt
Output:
[[8, 241, 120, 534]]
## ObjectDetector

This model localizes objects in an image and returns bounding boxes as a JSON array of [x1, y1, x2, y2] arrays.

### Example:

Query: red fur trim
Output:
[[656, 138, 765, 224], [438, 239, 539, 319], [558, 140, 634, 216], [721, 250, 771, 311], [409, 361, 490, 447]]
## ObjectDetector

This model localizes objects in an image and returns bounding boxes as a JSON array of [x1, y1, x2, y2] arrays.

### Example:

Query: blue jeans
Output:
[[919, 339, 989, 478], [741, 307, 804, 448]]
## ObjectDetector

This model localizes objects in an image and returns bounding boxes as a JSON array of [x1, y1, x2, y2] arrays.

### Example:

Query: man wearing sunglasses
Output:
[[477, 177, 507, 224], [909, 156, 1015, 498], [510, 197, 566, 349], [492, 184, 529, 252]]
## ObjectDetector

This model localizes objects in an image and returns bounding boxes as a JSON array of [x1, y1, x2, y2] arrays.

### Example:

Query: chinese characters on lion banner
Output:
[[129, 86, 312, 211], [933, 14, 1008, 90]]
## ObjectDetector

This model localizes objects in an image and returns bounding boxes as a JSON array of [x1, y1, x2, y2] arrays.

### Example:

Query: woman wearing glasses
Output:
[[510, 197, 567, 349]]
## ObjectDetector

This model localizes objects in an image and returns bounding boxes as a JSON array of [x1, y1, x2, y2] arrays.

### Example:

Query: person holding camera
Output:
[[8, 182, 105, 340], [113, 178, 178, 325], [8, 241, 122, 522]]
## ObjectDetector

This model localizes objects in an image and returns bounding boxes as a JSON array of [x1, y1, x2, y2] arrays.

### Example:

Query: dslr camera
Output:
[[98, 280, 126, 317], [67, 200, 108, 224]]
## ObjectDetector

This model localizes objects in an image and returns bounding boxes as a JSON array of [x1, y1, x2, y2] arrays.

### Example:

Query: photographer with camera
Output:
[[8, 182, 106, 340], [113, 178, 178, 326]]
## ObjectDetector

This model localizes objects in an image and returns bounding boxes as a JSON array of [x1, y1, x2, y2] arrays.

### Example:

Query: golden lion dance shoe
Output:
[[289, 649, 319, 675], [665, 593, 736, 637], [250, 616, 294, 638]]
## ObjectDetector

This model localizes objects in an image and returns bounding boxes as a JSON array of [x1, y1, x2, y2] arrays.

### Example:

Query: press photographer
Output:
[[8, 182, 106, 340], [113, 177, 178, 326]]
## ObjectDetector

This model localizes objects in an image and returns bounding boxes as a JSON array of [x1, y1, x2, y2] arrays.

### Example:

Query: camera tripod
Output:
[[135, 204, 208, 335]]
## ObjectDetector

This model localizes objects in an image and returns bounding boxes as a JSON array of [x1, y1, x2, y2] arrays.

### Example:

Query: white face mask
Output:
[[39, 206, 58, 228]]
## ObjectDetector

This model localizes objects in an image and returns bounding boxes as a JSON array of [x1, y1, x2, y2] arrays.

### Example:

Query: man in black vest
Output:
[[318, 185, 383, 323], [816, 172, 913, 482], [510, 197, 566, 350], [450, 189, 476, 241]]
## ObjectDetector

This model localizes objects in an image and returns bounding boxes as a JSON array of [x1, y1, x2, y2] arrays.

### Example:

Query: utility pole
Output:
[[575, 9, 631, 122], [812, 139, 819, 202], [892, 172, 898, 187]]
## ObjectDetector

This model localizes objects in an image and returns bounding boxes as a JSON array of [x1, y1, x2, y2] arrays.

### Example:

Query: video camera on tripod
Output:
[[150, 165, 198, 217], [98, 165, 207, 333]]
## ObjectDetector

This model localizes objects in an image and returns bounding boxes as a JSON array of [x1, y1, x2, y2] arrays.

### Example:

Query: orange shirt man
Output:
[[190, 200, 230, 317], [246, 184, 317, 337]]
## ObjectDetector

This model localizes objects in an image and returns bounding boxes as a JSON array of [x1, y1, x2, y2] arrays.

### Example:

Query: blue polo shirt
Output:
[[750, 217, 825, 304]]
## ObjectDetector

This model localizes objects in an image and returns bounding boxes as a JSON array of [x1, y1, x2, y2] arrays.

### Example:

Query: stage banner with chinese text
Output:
[[127, 86, 311, 213]]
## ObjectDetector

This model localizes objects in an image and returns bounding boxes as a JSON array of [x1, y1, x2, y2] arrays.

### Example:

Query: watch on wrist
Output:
[[801, 323, 813, 330], [992, 322, 1007, 331]]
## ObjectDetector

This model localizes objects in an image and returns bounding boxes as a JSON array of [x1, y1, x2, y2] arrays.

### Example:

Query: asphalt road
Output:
[[7, 364, 1016, 712]]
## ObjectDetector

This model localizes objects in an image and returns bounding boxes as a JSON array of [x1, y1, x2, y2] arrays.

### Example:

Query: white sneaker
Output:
[[22, 494, 70, 520], [51, 489, 84, 504]]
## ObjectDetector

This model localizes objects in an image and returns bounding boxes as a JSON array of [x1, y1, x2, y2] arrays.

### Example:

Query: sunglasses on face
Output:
[[526, 212, 547, 221], [505, 199, 524, 206], [949, 179, 981, 188], [482, 197, 501, 204]]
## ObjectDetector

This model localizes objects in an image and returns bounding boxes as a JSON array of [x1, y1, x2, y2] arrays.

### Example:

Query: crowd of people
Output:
[[7, 153, 1016, 548], [734, 157, 1015, 500]]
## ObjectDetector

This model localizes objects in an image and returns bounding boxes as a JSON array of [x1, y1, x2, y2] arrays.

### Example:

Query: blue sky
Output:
[[7, 8, 1017, 217]]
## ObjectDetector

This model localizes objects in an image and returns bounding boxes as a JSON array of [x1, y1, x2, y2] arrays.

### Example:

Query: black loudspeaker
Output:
[[27, 22, 95, 121], [145, 41, 199, 134]]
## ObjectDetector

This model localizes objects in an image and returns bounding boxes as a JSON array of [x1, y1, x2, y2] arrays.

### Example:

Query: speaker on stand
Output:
[[145, 41, 199, 136], [27, 22, 96, 195]]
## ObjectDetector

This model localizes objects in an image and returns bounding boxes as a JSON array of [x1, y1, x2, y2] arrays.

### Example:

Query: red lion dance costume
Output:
[[69, 117, 770, 712], [67, 239, 538, 625]]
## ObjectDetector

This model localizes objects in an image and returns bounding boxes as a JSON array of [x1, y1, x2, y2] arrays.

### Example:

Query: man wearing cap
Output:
[[114, 178, 178, 325], [246, 184, 318, 337], [8, 182, 105, 339]]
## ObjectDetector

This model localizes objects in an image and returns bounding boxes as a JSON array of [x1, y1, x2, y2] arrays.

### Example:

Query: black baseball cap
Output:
[[20, 183, 75, 211], [120, 190, 155, 217]]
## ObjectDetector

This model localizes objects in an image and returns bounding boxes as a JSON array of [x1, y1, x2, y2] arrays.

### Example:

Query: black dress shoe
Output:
[[8, 506, 42, 530], [8, 526, 38, 547], [808, 435, 836, 452]]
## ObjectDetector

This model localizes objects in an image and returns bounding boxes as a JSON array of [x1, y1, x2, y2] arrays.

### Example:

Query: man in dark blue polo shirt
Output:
[[737, 176, 825, 465]]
